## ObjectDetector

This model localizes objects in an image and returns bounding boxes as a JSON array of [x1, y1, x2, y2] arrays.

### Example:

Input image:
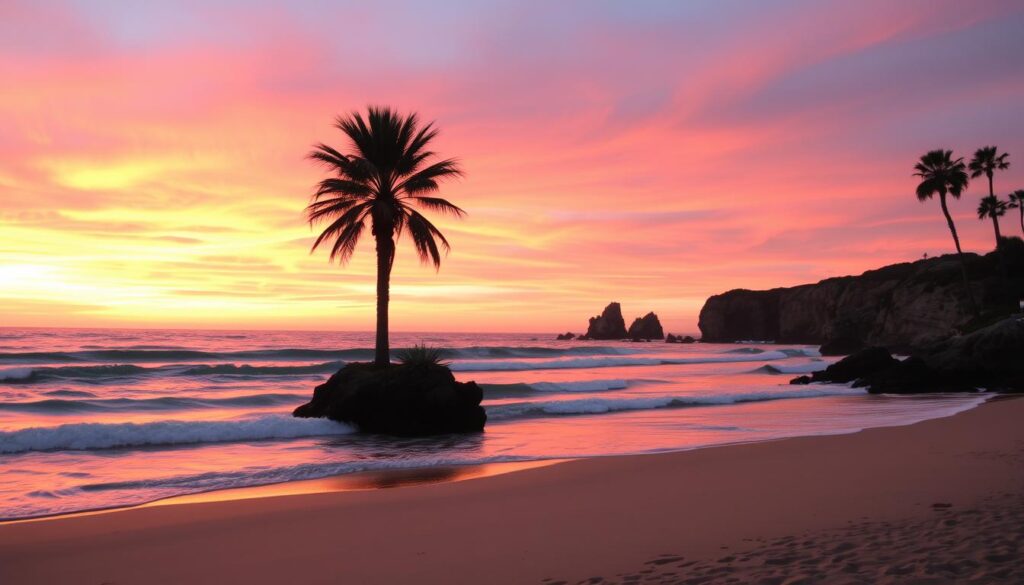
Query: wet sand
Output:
[[1, 397, 1021, 584]]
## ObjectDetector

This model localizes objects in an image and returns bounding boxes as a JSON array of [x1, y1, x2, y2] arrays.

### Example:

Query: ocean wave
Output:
[[780, 348, 822, 358], [43, 389, 98, 398], [452, 351, 791, 372], [480, 378, 633, 398], [0, 345, 644, 365], [0, 414, 354, 454], [486, 387, 866, 420], [755, 361, 831, 374], [528, 379, 630, 392], [0, 393, 304, 414], [0, 362, 343, 384]]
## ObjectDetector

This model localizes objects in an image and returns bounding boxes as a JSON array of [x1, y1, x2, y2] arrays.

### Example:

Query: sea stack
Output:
[[585, 302, 629, 339], [627, 312, 664, 340]]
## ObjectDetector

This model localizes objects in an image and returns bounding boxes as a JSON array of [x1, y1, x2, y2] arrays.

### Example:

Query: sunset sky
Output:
[[2, 0, 1024, 333]]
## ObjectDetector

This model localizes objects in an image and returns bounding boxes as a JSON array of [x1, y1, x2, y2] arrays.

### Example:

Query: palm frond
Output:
[[305, 196, 363, 223], [399, 159, 463, 194], [969, 146, 1011, 178], [306, 106, 465, 271], [313, 178, 373, 199], [915, 149, 968, 200], [405, 209, 450, 269], [307, 143, 349, 171], [408, 196, 466, 217], [310, 202, 371, 258]]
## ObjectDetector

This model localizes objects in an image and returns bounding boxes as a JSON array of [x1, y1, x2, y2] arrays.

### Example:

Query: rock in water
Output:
[[555, 332, 576, 340], [627, 312, 665, 340], [293, 362, 486, 436], [812, 347, 899, 383], [924, 316, 1024, 381], [586, 302, 628, 339], [790, 316, 1024, 393]]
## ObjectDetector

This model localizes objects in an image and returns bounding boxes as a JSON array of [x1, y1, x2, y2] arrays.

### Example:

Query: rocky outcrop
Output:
[[791, 316, 1024, 393], [556, 332, 576, 340], [293, 362, 486, 436], [585, 302, 628, 340], [666, 334, 696, 344], [628, 312, 665, 340], [699, 240, 1024, 353]]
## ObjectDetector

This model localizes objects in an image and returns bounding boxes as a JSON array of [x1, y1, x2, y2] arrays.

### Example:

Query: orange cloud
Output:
[[1, 0, 1023, 332]]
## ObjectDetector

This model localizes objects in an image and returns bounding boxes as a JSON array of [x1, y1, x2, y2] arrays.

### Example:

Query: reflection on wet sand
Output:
[[146, 459, 566, 507]]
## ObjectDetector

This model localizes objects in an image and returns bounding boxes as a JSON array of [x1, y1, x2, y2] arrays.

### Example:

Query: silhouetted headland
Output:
[[699, 239, 1024, 354]]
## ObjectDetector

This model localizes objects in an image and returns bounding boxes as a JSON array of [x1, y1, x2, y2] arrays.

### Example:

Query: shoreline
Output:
[[1, 396, 1021, 583], [0, 459, 568, 525], [0, 392, 988, 524]]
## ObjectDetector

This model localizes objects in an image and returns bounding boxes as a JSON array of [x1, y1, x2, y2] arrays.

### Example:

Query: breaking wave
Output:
[[486, 387, 867, 420], [0, 414, 353, 454]]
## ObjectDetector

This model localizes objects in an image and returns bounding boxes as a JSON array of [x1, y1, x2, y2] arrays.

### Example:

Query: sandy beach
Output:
[[0, 396, 1020, 584]]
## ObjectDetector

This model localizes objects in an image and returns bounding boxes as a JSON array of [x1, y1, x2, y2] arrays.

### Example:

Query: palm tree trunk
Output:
[[374, 234, 394, 367], [992, 215, 1009, 281], [987, 174, 1000, 252], [1019, 206, 1023, 236], [939, 193, 977, 313]]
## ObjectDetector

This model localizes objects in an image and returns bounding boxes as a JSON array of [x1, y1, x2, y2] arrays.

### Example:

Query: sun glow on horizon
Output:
[[2, 0, 1024, 332]]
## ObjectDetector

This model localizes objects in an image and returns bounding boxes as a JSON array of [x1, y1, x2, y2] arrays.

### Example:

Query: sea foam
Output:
[[486, 386, 867, 420], [451, 351, 791, 372], [0, 414, 354, 454]]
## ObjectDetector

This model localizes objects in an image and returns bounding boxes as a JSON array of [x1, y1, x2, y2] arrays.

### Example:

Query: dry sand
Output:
[[1, 397, 1022, 584]]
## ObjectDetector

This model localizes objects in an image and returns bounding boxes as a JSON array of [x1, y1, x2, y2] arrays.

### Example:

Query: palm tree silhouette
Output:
[[306, 107, 465, 367], [1009, 190, 1024, 235], [968, 146, 1010, 197], [914, 149, 974, 310], [969, 146, 1010, 248], [977, 194, 1009, 249]]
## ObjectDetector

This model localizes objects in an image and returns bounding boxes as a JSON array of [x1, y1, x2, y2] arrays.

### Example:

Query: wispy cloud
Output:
[[1, 0, 1023, 331]]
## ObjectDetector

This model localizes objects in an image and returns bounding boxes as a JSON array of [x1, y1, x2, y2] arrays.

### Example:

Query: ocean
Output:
[[0, 327, 987, 520]]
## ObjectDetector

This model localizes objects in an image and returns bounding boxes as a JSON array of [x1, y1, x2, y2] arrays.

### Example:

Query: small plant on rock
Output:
[[397, 344, 449, 368]]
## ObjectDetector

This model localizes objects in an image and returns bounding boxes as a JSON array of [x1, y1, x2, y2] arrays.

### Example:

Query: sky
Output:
[[2, 0, 1024, 333]]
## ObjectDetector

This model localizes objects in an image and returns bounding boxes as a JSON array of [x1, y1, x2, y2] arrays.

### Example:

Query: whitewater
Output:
[[0, 327, 986, 520]]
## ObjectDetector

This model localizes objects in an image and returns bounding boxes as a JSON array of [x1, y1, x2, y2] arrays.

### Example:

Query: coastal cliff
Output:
[[698, 240, 1024, 352]]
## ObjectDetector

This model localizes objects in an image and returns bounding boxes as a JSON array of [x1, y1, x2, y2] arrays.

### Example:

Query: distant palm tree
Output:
[[914, 149, 974, 309], [306, 107, 465, 367], [1009, 190, 1024, 235], [968, 146, 1010, 201], [977, 194, 1009, 249]]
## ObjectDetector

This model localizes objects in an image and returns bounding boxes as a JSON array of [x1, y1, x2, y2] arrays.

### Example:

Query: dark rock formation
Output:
[[791, 316, 1024, 393], [666, 333, 695, 343], [791, 347, 897, 385], [585, 302, 628, 340], [556, 332, 576, 340], [294, 362, 486, 436], [699, 240, 1024, 353], [627, 312, 665, 340]]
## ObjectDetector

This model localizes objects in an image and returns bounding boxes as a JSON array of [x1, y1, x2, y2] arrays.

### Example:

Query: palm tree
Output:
[[968, 146, 1010, 203], [306, 107, 465, 367], [913, 149, 974, 309], [977, 194, 1009, 249], [1009, 190, 1024, 235]]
